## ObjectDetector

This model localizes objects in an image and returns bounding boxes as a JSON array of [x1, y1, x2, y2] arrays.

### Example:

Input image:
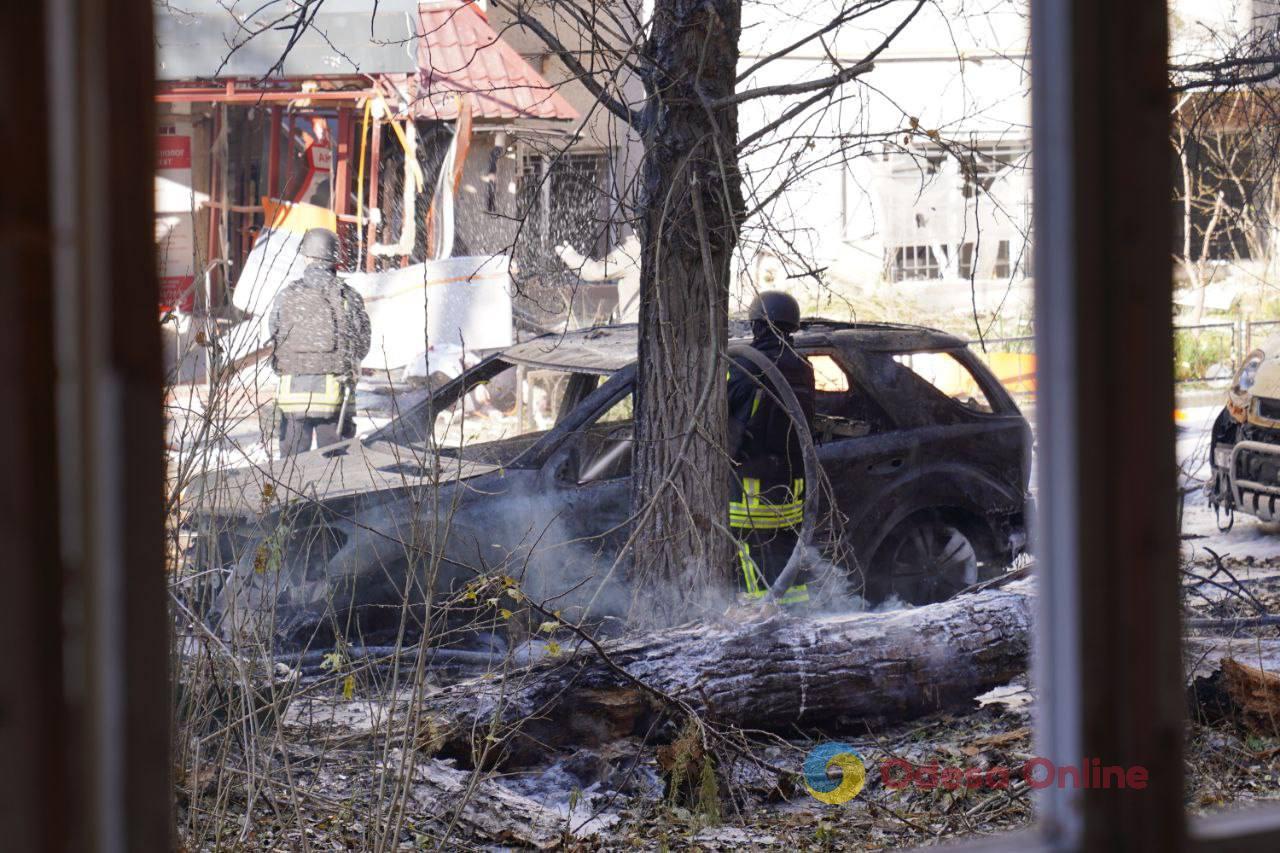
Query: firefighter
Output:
[[727, 291, 816, 604], [269, 228, 371, 456]]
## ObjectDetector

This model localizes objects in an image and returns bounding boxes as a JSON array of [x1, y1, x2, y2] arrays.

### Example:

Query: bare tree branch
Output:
[[490, 0, 643, 127], [715, 59, 874, 107]]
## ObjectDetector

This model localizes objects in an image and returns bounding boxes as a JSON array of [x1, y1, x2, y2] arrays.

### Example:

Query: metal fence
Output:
[[1172, 321, 1237, 385]]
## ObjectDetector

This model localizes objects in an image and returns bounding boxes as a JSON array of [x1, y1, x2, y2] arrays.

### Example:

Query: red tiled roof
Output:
[[416, 1, 579, 121]]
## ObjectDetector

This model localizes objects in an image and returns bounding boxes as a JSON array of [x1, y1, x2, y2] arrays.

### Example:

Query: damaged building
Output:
[[155, 0, 641, 385]]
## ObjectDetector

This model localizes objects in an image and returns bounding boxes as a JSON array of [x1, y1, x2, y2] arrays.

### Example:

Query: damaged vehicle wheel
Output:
[[868, 513, 986, 605]]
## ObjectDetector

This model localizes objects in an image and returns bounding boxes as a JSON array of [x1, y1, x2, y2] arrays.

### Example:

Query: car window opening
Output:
[[892, 351, 996, 414], [573, 390, 636, 484], [377, 360, 607, 467], [805, 352, 894, 441]]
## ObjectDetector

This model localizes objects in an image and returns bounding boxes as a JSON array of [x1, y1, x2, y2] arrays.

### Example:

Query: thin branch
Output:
[[736, 0, 926, 149], [715, 59, 875, 107], [490, 0, 643, 127]]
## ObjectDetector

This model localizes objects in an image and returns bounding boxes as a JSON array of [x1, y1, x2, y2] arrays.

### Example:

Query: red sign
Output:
[[159, 275, 195, 313], [157, 135, 191, 171]]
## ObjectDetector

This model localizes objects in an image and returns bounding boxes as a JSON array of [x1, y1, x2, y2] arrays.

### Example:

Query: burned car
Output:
[[189, 321, 1031, 648], [1206, 336, 1280, 525]]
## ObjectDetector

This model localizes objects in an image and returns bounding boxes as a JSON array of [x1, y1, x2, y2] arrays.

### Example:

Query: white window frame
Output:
[[890, 244, 944, 281]]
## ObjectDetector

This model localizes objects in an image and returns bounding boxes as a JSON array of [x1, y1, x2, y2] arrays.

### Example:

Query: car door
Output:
[[550, 384, 635, 545], [799, 349, 924, 559], [829, 346, 1028, 560], [524, 376, 636, 621]]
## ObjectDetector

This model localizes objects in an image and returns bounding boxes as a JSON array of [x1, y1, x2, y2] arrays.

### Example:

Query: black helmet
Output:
[[748, 290, 801, 333], [300, 227, 340, 264]]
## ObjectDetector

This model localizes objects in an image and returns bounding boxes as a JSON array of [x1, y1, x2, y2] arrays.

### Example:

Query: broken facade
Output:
[[155, 0, 642, 383]]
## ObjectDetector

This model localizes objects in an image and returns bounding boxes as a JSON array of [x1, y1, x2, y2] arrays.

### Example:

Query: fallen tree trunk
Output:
[[1185, 636, 1280, 682], [418, 580, 1035, 763]]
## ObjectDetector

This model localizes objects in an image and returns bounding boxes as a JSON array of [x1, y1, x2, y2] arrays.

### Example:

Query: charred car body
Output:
[[190, 321, 1032, 649], [1206, 337, 1280, 524]]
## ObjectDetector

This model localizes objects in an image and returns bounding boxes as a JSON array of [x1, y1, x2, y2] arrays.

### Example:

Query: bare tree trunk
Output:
[[630, 0, 745, 623]]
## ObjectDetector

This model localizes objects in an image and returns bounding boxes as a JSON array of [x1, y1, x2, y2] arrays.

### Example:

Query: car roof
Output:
[[796, 318, 970, 352], [503, 324, 641, 374], [501, 320, 969, 375]]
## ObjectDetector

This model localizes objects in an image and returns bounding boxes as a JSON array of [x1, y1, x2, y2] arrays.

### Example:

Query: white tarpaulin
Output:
[[213, 223, 308, 367], [346, 254, 513, 373], [231, 227, 309, 329]]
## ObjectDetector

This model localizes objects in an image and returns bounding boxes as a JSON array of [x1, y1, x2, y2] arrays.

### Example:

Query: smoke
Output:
[[497, 484, 636, 629], [801, 549, 915, 616]]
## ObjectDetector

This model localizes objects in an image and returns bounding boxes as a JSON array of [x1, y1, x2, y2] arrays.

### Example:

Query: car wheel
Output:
[[870, 514, 980, 605]]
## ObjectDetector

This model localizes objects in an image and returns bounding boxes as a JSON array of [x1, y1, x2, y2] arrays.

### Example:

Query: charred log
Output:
[[1186, 637, 1280, 733], [419, 581, 1034, 765]]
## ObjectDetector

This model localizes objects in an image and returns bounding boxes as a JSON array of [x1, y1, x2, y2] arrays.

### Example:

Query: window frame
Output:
[[24, 0, 1280, 847], [890, 349, 1002, 416], [518, 149, 614, 257], [800, 347, 898, 433], [552, 374, 637, 485], [994, 238, 1012, 279], [1025, 0, 1222, 847], [890, 243, 944, 282]]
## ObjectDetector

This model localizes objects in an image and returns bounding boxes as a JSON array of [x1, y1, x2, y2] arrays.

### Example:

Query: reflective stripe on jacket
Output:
[[729, 477, 805, 530], [277, 373, 345, 417]]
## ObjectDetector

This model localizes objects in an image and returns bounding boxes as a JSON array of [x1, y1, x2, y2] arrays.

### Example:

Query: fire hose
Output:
[[725, 345, 828, 604]]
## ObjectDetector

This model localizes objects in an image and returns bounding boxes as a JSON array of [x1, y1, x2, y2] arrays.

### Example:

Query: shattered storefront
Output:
[[155, 1, 619, 386]]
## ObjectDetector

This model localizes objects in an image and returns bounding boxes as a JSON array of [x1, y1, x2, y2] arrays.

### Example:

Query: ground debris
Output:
[[175, 661, 1280, 851], [1223, 658, 1280, 736]]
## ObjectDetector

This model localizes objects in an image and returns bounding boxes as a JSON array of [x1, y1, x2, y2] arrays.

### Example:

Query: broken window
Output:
[[959, 242, 975, 279], [892, 351, 995, 414], [1174, 124, 1259, 262], [513, 150, 614, 320], [517, 151, 611, 257], [805, 352, 894, 440], [956, 239, 1013, 280], [890, 244, 943, 281], [574, 388, 635, 483], [993, 239, 1011, 278], [595, 389, 635, 424], [960, 140, 1028, 198], [808, 354, 850, 393], [377, 360, 613, 463]]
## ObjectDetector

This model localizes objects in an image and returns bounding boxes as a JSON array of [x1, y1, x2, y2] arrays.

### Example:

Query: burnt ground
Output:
[[175, 641, 1280, 851]]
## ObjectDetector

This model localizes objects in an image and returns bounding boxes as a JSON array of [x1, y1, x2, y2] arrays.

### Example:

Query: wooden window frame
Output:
[[1, 0, 170, 849], [1020, 0, 1280, 848]]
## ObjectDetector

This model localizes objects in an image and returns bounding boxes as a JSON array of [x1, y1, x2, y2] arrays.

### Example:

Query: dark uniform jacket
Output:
[[727, 331, 816, 499], [269, 262, 372, 377]]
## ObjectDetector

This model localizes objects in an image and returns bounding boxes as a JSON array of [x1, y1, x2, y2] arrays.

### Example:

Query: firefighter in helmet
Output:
[[269, 227, 371, 456], [727, 291, 816, 604]]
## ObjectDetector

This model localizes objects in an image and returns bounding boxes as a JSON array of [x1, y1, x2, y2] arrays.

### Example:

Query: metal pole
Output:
[[365, 119, 382, 272], [516, 364, 526, 433], [267, 105, 281, 199], [334, 106, 351, 216]]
